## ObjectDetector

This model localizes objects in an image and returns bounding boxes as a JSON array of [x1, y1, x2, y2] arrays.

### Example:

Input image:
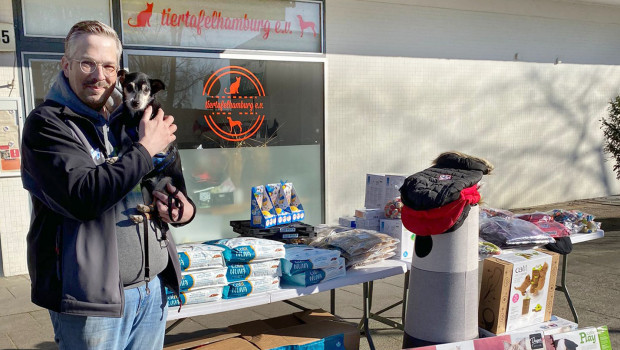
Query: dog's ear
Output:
[[150, 79, 166, 95], [117, 69, 128, 85]]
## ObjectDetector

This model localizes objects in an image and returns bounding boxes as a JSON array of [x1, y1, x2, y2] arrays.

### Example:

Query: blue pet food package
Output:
[[222, 275, 281, 299], [166, 286, 223, 306], [179, 267, 228, 292], [281, 245, 342, 275], [266, 182, 292, 225], [226, 260, 282, 282], [251, 185, 277, 228], [280, 258, 346, 287], [205, 237, 285, 263], [279, 182, 305, 223], [176, 243, 226, 271]]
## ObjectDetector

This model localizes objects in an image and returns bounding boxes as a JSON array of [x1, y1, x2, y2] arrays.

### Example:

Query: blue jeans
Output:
[[49, 276, 168, 350]]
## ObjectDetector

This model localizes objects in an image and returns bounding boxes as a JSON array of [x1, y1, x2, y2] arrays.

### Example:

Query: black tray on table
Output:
[[230, 220, 315, 242]]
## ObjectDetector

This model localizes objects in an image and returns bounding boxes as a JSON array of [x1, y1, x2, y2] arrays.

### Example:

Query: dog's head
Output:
[[118, 71, 165, 115]]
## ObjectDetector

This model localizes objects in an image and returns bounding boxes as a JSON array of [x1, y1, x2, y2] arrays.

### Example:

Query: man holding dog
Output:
[[20, 20, 195, 349]]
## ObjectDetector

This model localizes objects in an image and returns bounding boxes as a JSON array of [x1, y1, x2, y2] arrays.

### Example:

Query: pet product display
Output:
[[266, 182, 292, 225], [176, 243, 226, 271], [205, 237, 285, 263], [550, 326, 612, 350]]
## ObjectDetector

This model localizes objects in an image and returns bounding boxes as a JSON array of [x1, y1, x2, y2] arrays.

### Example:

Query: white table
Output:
[[166, 259, 409, 350]]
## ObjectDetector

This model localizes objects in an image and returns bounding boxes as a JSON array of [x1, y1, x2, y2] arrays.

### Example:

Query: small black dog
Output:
[[114, 71, 186, 231]]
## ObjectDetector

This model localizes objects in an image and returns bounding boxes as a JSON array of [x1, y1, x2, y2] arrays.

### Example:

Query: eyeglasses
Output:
[[71, 59, 118, 77]]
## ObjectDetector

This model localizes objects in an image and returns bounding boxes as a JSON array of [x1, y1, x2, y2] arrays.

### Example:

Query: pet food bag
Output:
[[166, 286, 224, 306], [281, 258, 346, 287], [180, 267, 228, 292], [280, 245, 342, 275], [226, 259, 282, 282], [222, 275, 281, 299], [250, 185, 277, 228], [205, 237, 286, 263], [176, 243, 226, 271]]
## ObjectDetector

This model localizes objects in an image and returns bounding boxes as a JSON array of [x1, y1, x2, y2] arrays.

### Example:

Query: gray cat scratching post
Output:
[[399, 152, 493, 348]]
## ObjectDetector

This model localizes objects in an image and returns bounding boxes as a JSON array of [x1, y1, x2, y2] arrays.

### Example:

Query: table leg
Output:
[[402, 270, 409, 326], [555, 253, 579, 324], [331, 289, 336, 315], [363, 281, 376, 350]]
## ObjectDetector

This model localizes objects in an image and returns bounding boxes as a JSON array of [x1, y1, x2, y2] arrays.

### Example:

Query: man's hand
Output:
[[153, 183, 195, 224], [138, 106, 177, 157]]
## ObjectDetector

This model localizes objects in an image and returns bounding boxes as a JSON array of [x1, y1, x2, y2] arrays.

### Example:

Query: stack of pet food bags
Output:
[[310, 227, 400, 268], [205, 237, 284, 300], [167, 243, 228, 307], [280, 245, 346, 287]]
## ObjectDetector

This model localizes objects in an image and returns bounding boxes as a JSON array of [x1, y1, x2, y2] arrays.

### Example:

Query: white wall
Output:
[[325, 0, 620, 222]]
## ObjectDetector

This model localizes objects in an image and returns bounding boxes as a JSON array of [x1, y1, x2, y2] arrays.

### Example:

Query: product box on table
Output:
[[409, 330, 547, 350], [338, 216, 356, 228], [266, 182, 292, 225], [479, 315, 578, 338], [251, 185, 277, 228], [379, 219, 414, 260], [278, 182, 305, 223], [364, 173, 386, 209], [478, 249, 559, 335], [355, 217, 380, 231], [228, 309, 360, 350], [548, 326, 612, 350]]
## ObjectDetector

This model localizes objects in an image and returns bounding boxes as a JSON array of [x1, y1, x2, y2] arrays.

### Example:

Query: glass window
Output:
[[126, 53, 324, 242], [121, 0, 322, 53], [22, 0, 111, 37]]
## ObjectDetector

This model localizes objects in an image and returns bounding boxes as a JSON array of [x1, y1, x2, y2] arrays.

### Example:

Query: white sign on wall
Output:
[[121, 0, 322, 53], [0, 23, 15, 51]]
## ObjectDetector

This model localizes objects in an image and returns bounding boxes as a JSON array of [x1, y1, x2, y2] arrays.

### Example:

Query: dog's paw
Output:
[[137, 204, 152, 213], [130, 215, 144, 224]]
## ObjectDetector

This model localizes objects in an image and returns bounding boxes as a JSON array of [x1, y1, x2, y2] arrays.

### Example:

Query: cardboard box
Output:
[[164, 332, 259, 350], [355, 217, 380, 231], [266, 183, 293, 225], [228, 309, 360, 350], [479, 249, 559, 334], [479, 315, 578, 338], [379, 219, 414, 260], [364, 173, 386, 209], [338, 216, 356, 228], [354, 208, 384, 220]]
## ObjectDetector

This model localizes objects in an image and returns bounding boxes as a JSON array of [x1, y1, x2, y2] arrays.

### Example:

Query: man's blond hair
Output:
[[65, 20, 122, 62]]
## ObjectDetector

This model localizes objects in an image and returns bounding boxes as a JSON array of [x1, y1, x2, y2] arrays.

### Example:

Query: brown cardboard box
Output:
[[478, 249, 559, 334], [163, 332, 259, 350], [163, 309, 360, 350], [229, 309, 360, 350]]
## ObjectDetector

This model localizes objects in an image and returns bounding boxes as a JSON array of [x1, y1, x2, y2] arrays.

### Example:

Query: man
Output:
[[20, 20, 195, 349]]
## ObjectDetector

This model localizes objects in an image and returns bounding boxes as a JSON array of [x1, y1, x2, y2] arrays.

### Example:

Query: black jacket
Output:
[[21, 100, 183, 317]]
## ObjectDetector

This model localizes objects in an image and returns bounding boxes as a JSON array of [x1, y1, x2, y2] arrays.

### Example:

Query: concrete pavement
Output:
[[0, 196, 618, 349]]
